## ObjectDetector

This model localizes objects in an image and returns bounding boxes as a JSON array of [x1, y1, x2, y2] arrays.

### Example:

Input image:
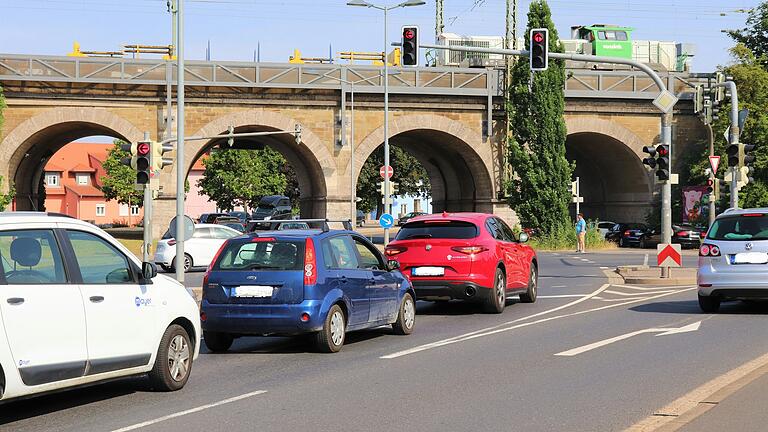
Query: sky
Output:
[[0, 0, 759, 73]]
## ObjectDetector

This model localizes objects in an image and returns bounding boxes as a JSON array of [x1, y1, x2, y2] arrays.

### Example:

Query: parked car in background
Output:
[[385, 212, 538, 314], [200, 228, 416, 353], [608, 223, 648, 247], [228, 211, 250, 224], [697, 208, 768, 312], [199, 213, 230, 224], [397, 212, 427, 226], [356, 210, 366, 227], [276, 221, 310, 230], [155, 224, 241, 272], [595, 221, 616, 238], [250, 196, 293, 229], [0, 212, 200, 402], [221, 222, 246, 233], [639, 224, 703, 249]]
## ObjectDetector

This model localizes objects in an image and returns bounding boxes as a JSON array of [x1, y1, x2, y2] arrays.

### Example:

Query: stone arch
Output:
[[351, 114, 495, 213], [565, 117, 654, 222], [185, 110, 333, 218], [0, 107, 144, 210]]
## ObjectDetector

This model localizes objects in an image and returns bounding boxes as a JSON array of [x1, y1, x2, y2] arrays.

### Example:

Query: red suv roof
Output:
[[407, 212, 490, 224]]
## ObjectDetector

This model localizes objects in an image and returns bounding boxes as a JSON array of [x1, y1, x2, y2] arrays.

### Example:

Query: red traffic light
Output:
[[403, 29, 415, 40], [137, 142, 150, 156], [533, 32, 544, 43]]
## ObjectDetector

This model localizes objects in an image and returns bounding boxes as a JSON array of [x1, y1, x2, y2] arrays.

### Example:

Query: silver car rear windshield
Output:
[[707, 214, 768, 241]]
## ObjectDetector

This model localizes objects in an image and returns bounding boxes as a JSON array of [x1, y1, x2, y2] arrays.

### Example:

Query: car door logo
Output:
[[745, 242, 753, 251]]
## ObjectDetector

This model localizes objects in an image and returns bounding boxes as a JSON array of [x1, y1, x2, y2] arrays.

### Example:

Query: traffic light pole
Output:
[[175, 0, 185, 283], [713, 81, 740, 208], [707, 124, 716, 227], [413, 42, 677, 255]]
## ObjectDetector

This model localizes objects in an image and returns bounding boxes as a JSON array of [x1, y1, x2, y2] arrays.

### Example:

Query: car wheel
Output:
[[392, 293, 415, 335], [160, 264, 171, 272], [314, 304, 346, 353], [698, 294, 721, 313], [483, 268, 506, 314], [148, 324, 193, 391], [183, 254, 192, 272], [203, 331, 234, 353], [519, 264, 538, 303]]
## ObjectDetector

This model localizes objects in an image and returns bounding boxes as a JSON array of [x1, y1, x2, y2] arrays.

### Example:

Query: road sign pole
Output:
[[175, 0, 185, 283], [142, 131, 152, 263], [383, 6, 391, 246], [708, 126, 716, 227], [660, 114, 673, 278], [575, 176, 580, 216]]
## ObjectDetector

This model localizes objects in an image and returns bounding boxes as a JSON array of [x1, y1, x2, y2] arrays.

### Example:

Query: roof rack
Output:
[[246, 218, 353, 232]]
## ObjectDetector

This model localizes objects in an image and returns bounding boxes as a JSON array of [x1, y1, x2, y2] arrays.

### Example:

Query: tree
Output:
[[197, 147, 287, 211], [0, 176, 14, 212], [727, 3, 768, 67], [684, 44, 768, 209], [505, 0, 572, 235], [100, 140, 145, 207], [356, 145, 431, 215]]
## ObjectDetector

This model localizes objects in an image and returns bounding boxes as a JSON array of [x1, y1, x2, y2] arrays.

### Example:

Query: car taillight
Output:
[[168, 239, 177, 246], [676, 231, 689, 237], [699, 244, 721, 257], [451, 246, 488, 255], [304, 238, 317, 286], [385, 245, 407, 256], [251, 237, 276, 242], [623, 230, 631, 237]]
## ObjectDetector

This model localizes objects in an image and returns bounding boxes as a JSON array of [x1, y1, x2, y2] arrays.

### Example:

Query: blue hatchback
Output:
[[200, 228, 416, 353]]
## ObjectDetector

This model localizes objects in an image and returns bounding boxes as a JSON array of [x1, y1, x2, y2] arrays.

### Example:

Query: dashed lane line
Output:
[[381, 286, 696, 359], [109, 390, 268, 432]]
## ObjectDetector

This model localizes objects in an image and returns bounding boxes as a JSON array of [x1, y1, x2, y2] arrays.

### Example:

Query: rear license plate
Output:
[[731, 253, 768, 265], [412, 266, 445, 277], [233, 285, 274, 297]]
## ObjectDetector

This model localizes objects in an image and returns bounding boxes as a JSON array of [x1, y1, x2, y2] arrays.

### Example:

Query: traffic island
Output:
[[616, 265, 697, 285]]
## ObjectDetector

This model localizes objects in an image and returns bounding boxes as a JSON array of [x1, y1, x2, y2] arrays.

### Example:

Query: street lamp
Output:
[[346, 0, 425, 245]]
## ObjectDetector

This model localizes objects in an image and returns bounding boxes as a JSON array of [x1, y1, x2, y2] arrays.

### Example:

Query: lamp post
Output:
[[347, 0, 425, 244]]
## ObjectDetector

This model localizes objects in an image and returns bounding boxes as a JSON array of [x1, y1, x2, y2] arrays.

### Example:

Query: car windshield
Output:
[[395, 220, 478, 240], [707, 214, 768, 241], [214, 239, 305, 271]]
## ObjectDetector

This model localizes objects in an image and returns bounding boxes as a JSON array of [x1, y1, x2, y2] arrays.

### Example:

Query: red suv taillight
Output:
[[699, 244, 721, 257], [304, 238, 317, 285], [385, 245, 407, 257], [451, 246, 488, 255]]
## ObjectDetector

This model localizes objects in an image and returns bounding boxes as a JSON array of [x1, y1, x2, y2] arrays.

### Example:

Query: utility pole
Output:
[[175, 0, 186, 283], [503, 0, 516, 189], [142, 132, 153, 263], [707, 124, 716, 227], [435, 0, 444, 41]]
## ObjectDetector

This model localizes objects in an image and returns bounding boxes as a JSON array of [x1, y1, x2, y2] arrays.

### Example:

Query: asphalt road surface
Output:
[[3, 249, 767, 432]]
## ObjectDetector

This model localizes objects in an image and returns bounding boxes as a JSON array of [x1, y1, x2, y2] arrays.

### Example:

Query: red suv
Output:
[[385, 212, 538, 313]]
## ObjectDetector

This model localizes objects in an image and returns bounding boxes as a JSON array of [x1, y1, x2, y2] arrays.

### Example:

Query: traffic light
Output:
[[727, 143, 740, 167], [119, 141, 137, 169], [152, 141, 174, 173], [714, 72, 726, 103], [401, 26, 419, 67], [530, 28, 549, 71], [135, 140, 151, 185], [642, 145, 657, 169], [741, 143, 756, 168], [706, 178, 720, 201], [694, 85, 704, 114], [655, 144, 670, 181]]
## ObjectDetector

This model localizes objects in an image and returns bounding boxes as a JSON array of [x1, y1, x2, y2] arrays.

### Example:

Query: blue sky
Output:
[[0, 0, 758, 73]]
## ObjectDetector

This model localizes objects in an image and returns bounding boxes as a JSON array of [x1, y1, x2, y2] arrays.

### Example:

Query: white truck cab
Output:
[[0, 212, 200, 401]]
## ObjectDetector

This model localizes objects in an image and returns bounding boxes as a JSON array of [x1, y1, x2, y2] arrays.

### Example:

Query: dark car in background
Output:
[[637, 224, 703, 249], [199, 212, 230, 224], [356, 210, 366, 227], [250, 195, 293, 229], [606, 223, 648, 247], [228, 211, 250, 224]]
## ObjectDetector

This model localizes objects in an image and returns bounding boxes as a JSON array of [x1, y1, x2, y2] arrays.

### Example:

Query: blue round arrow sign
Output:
[[379, 213, 394, 228]]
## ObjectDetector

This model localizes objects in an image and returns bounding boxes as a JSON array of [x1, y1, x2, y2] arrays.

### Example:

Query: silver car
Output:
[[697, 208, 768, 312]]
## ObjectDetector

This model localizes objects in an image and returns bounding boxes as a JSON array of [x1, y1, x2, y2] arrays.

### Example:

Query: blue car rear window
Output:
[[213, 239, 305, 271]]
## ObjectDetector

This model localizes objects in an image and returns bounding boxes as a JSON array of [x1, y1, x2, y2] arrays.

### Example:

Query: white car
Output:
[[0, 212, 200, 401], [154, 223, 241, 272], [697, 207, 768, 312]]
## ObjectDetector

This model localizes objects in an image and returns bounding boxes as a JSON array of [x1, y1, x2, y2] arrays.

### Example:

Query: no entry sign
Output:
[[380, 165, 394, 179]]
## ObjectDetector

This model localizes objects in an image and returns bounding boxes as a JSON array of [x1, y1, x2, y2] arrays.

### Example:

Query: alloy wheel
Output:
[[167, 334, 190, 382], [330, 310, 345, 346]]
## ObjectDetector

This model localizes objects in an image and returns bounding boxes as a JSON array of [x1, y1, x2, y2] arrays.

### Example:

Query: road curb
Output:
[[622, 277, 697, 285], [625, 351, 768, 432]]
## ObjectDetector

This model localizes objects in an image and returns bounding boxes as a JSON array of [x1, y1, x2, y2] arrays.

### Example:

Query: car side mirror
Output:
[[142, 262, 158, 280], [519, 232, 529, 243], [387, 260, 400, 271]]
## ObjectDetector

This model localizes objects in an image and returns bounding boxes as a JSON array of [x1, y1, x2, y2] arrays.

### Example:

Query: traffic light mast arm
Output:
[[158, 126, 303, 146]]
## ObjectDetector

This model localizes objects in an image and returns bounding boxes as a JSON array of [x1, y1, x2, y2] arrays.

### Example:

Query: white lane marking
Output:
[[598, 297, 653, 302], [551, 285, 567, 288], [580, 258, 590, 262], [109, 390, 268, 432], [555, 321, 702, 356], [538, 294, 589, 299], [604, 289, 675, 297], [380, 284, 610, 359], [611, 284, 692, 291], [382, 286, 695, 359], [600, 266, 610, 270]]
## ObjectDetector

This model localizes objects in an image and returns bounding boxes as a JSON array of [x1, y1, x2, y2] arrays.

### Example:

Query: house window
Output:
[[77, 174, 89, 185], [130, 205, 140, 216], [45, 173, 60, 187], [96, 204, 106, 217]]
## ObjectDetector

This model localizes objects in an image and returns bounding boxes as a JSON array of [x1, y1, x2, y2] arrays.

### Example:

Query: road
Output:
[[3, 249, 767, 432]]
